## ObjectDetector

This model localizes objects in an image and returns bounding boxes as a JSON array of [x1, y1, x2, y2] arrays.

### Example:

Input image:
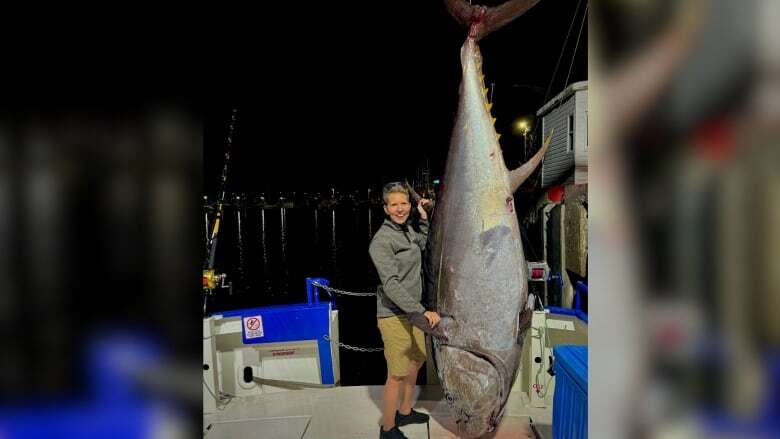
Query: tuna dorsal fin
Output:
[[508, 128, 553, 193], [443, 0, 541, 41]]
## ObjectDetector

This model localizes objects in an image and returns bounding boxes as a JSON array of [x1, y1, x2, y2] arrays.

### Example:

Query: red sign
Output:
[[246, 317, 261, 331]]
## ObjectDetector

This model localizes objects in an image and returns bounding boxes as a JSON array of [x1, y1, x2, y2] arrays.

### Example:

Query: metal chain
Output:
[[311, 281, 376, 297], [323, 335, 383, 353], [313, 282, 382, 352]]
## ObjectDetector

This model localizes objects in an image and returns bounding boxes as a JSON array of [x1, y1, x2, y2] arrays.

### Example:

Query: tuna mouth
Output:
[[454, 409, 496, 438], [487, 408, 502, 432], [438, 345, 506, 437], [455, 410, 497, 434]]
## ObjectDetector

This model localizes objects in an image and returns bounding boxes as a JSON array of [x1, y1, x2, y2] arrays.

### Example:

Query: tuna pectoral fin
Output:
[[509, 129, 554, 193], [408, 312, 453, 341], [408, 312, 430, 332]]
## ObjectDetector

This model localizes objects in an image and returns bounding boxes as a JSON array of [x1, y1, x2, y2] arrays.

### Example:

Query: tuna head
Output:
[[437, 344, 507, 437]]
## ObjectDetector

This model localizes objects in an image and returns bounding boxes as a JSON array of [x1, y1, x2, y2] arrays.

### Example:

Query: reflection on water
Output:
[[208, 203, 400, 386], [210, 205, 386, 308], [367, 208, 372, 241], [329, 209, 338, 286], [234, 199, 245, 294], [279, 207, 289, 295], [313, 209, 319, 248], [259, 208, 271, 295]]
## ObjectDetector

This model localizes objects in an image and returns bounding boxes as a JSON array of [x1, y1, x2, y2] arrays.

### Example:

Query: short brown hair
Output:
[[382, 182, 409, 204]]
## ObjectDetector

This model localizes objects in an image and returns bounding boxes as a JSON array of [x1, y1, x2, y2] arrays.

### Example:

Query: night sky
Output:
[[205, 0, 587, 195]]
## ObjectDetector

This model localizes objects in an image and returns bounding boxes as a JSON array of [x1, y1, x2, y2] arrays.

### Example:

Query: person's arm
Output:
[[369, 237, 426, 314], [415, 199, 431, 248], [416, 218, 429, 249]]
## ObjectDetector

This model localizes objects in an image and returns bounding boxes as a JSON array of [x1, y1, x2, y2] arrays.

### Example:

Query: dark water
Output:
[[207, 203, 396, 385]]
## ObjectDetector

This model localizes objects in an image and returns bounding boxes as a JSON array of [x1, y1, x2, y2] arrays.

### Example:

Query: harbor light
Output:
[[513, 118, 530, 136]]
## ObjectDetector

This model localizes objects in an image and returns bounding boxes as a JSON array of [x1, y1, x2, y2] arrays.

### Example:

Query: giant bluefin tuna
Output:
[[407, 1, 553, 437]]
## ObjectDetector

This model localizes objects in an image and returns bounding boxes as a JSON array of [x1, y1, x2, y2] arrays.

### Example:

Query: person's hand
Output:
[[423, 310, 441, 328], [417, 199, 432, 220]]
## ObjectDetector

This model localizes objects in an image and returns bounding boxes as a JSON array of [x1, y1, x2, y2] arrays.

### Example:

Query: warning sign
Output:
[[243, 315, 264, 339]]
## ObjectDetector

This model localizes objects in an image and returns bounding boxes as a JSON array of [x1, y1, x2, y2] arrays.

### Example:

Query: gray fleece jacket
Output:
[[369, 218, 429, 318]]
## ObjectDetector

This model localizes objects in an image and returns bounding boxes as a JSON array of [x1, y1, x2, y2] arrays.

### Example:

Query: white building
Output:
[[537, 81, 588, 187]]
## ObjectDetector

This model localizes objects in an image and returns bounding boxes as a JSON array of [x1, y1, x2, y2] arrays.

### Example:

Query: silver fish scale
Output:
[[427, 37, 529, 438]]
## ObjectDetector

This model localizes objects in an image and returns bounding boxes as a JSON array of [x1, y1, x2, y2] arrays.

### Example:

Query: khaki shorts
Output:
[[377, 315, 427, 377]]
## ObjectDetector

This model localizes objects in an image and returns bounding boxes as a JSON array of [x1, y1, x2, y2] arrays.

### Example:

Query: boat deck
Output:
[[204, 385, 552, 438]]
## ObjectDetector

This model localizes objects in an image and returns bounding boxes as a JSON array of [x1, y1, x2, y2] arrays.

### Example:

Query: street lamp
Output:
[[514, 119, 530, 136], [513, 118, 531, 158]]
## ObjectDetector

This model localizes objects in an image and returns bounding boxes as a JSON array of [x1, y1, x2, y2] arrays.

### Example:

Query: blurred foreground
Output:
[[590, 0, 780, 437], [0, 102, 202, 438]]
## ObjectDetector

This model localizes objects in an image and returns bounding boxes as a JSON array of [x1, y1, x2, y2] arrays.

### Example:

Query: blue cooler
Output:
[[553, 345, 588, 439]]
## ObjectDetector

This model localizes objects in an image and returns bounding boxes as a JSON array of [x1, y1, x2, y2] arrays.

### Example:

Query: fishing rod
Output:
[[203, 108, 238, 314]]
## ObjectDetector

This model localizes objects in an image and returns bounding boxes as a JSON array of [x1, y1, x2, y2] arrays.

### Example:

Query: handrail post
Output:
[[305, 277, 314, 305]]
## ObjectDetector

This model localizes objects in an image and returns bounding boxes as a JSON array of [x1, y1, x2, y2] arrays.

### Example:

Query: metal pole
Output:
[[205, 108, 238, 271]]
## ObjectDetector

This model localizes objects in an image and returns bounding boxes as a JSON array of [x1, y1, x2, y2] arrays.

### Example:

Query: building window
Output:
[[585, 110, 588, 149], [567, 114, 574, 152], [541, 117, 546, 182]]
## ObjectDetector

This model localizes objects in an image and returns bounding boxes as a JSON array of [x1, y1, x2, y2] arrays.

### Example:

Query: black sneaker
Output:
[[395, 408, 430, 426], [379, 425, 408, 439]]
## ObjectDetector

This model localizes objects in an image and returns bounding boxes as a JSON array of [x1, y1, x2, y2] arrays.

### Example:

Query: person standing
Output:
[[370, 182, 441, 439]]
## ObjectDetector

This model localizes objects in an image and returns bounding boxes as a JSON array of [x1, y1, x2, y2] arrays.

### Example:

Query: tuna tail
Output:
[[444, 0, 541, 41], [508, 129, 554, 193]]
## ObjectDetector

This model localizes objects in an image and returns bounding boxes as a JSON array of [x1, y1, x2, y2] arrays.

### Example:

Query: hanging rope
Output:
[[542, 0, 585, 103], [563, 3, 588, 91]]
